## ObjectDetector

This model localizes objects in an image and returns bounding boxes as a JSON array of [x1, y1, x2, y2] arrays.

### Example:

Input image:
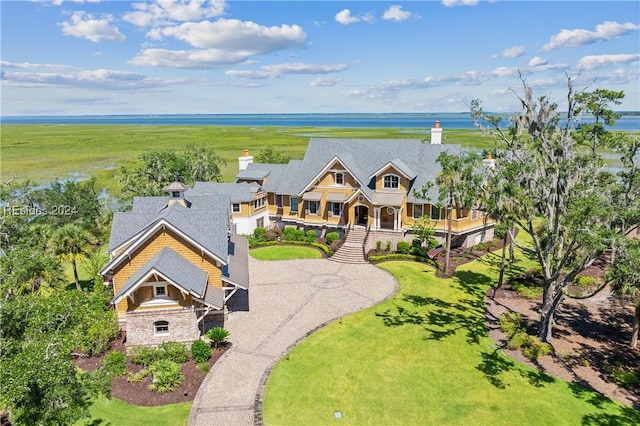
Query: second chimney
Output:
[[238, 149, 254, 171], [430, 121, 442, 144]]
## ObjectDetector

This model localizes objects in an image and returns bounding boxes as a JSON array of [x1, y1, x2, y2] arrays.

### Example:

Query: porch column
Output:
[[374, 207, 380, 230], [393, 208, 400, 231]]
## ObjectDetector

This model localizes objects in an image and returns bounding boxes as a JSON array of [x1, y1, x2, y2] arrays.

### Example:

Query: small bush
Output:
[[573, 275, 597, 288], [148, 360, 184, 393], [507, 331, 530, 350], [158, 341, 189, 364], [127, 368, 150, 383], [130, 346, 160, 366], [284, 227, 305, 241], [305, 230, 318, 243], [326, 232, 340, 245], [609, 365, 639, 388], [397, 241, 411, 254], [499, 312, 526, 337], [207, 327, 230, 348], [265, 227, 283, 241], [521, 337, 552, 361], [79, 310, 120, 356], [375, 241, 382, 252], [191, 339, 211, 363], [253, 227, 268, 242], [385, 241, 392, 252], [103, 351, 127, 377], [197, 362, 211, 373]]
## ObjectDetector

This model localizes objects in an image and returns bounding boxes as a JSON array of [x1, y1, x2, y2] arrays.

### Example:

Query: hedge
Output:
[[369, 253, 439, 269]]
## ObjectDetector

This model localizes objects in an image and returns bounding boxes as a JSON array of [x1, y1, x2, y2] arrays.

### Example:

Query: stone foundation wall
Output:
[[125, 308, 201, 350]]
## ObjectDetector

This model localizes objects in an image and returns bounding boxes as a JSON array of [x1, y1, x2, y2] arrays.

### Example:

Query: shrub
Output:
[[521, 337, 552, 361], [79, 310, 120, 356], [375, 241, 382, 252], [253, 226, 267, 242], [130, 346, 160, 366], [326, 232, 340, 245], [305, 230, 317, 243], [573, 275, 597, 288], [385, 241, 392, 252], [127, 368, 150, 383], [608, 364, 639, 388], [506, 331, 530, 350], [158, 341, 189, 364], [103, 351, 127, 377], [265, 227, 283, 241], [397, 241, 411, 254], [207, 327, 230, 348], [191, 339, 211, 363], [411, 238, 422, 248], [148, 360, 184, 393], [284, 227, 305, 241], [197, 362, 211, 373], [499, 312, 526, 337]]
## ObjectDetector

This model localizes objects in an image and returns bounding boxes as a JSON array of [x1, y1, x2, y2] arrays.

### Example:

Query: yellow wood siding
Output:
[[111, 228, 222, 317], [374, 165, 409, 192]]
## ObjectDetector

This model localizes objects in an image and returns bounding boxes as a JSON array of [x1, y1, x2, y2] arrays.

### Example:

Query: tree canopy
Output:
[[472, 76, 636, 342]]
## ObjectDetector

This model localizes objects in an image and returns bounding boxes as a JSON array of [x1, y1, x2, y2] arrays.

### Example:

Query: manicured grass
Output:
[[74, 396, 191, 426], [1, 125, 492, 193], [250, 245, 323, 260], [262, 250, 640, 425]]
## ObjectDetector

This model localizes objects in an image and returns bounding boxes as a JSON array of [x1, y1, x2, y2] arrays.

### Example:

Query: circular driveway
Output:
[[188, 258, 398, 426]]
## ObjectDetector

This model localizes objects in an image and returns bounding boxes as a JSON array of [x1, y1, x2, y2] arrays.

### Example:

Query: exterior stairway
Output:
[[330, 226, 368, 264]]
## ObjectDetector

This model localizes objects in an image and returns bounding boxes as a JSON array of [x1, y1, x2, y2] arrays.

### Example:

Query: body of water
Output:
[[2, 113, 639, 131]]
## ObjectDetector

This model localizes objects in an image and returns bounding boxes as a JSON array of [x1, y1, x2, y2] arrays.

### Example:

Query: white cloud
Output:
[[382, 5, 418, 22], [60, 11, 125, 43], [2, 68, 183, 90], [491, 67, 520, 78], [578, 53, 640, 70], [335, 9, 374, 25], [442, 0, 479, 7], [226, 62, 348, 79], [310, 77, 343, 87], [528, 56, 548, 67], [543, 21, 640, 51], [130, 48, 253, 69], [123, 0, 226, 28], [589, 68, 640, 85], [150, 19, 306, 51], [132, 19, 307, 69], [492, 45, 525, 58], [0, 61, 73, 71]]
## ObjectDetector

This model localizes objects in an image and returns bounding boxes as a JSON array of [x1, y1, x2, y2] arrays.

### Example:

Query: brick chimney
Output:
[[430, 121, 442, 144], [482, 152, 496, 169], [238, 149, 253, 171]]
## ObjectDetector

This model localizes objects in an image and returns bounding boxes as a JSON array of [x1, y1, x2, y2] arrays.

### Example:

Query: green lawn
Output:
[[250, 245, 323, 260], [263, 253, 640, 425], [75, 396, 191, 426]]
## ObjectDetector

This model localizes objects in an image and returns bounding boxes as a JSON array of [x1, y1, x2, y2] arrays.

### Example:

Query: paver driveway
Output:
[[188, 258, 398, 426]]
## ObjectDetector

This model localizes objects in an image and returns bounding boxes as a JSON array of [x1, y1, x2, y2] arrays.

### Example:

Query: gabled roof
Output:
[[103, 193, 230, 275], [187, 181, 256, 203], [222, 235, 249, 289], [112, 247, 208, 305], [242, 139, 461, 203]]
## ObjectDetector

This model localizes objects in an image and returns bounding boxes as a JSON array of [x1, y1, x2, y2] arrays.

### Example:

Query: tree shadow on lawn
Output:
[[477, 349, 556, 390], [570, 383, 640, 424]]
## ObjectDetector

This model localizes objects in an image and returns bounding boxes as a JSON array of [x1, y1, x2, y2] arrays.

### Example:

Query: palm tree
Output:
[[607, 239, 640, 349], [53, 224, 93, 290]]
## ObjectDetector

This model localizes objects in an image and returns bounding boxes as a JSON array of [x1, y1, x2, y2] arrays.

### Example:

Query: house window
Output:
[[276, 194, 283, 207], [290, 197, 299, 212], [430, 205, 442, 221], [329, 202, 342, 217], [257, 217, 264, 228], [154, 284, 167, 297], [413, 204, 423, 219], [383, 174, 399, 189], [307, 200, 319, 215], [253, 197, 265, 209], [335, 173, 344, 185], [232, 203, 241, 213], [154, 321, 169, 336]]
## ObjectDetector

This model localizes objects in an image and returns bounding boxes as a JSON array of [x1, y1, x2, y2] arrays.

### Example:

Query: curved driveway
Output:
[[188, 258, 398, 426]]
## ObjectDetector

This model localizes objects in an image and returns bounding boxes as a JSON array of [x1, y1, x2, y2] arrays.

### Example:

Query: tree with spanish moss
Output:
[[471, 75, 634, 343]]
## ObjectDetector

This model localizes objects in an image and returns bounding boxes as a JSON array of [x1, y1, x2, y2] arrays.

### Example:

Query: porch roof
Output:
[[222, 234, 249, 289], [373, 192, 405, 206]]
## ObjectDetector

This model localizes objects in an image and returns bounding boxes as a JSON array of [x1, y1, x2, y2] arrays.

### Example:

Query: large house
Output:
[[100, 182, 249, 349], [234, 122, 495, 249]]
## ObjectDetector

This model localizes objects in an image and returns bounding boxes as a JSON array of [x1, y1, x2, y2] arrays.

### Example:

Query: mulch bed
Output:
[[74, 335, 230, 406]]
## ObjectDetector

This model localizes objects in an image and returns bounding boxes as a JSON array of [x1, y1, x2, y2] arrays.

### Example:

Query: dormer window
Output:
[[383, 174, 399, 189], [335, 172, 344, 185], [171, 191, 181, 198], [154, 284, 167, 297]]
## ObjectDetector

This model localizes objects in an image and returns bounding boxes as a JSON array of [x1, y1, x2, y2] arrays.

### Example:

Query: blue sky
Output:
[[1, 0, 638, 115]]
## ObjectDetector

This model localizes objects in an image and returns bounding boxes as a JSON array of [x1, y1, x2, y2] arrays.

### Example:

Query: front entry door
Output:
[[355, 206, 368, 225]]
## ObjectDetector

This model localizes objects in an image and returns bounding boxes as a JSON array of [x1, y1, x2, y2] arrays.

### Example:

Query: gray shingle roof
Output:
[[222, 234, 249, 289], [113, 247, 208, 303], [187, 182, 255, 203], [238, 139, 460, 204], [108, 193, 230, 262]]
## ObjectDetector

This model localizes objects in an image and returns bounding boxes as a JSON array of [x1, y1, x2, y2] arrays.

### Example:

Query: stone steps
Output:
[[330, 228, 368, 264]]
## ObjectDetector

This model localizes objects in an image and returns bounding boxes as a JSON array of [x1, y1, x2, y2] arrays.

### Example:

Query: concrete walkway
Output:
[[188, 258, 398, 426]]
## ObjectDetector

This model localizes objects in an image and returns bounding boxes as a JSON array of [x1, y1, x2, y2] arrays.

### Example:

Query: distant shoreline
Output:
[[1, 112, 638, 131]]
